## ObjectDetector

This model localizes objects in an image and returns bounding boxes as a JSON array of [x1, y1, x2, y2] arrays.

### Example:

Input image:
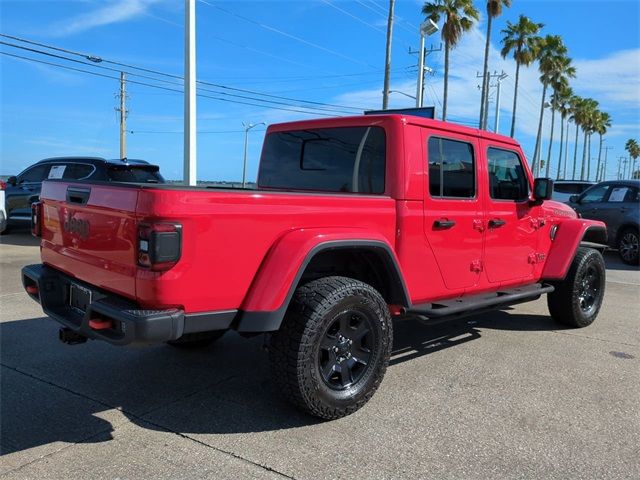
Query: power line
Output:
[[0, 36, 366, 113], [197, 0, 377, 68], [321, 0, 387, 35], [353, 0, 417, 35], [0, 51, 347, 117], [130, 129, 266, 134]]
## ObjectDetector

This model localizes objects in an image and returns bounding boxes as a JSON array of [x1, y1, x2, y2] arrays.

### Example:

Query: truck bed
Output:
[[39, 180, 397, 313]]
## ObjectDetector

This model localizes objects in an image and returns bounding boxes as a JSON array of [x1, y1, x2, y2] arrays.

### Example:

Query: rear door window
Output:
[[258, 126, 386, 194], [428, 137, 475, 198]]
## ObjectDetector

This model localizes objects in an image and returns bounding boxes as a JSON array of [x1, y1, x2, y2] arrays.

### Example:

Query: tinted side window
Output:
[[428, 137, 475, 198], [487, 148, 529, 200], [554, 183, 586, 194], [581, 185, 609, 204], [19, 165, 50, 183], [63, 164, 95, 180], [258, 127, 386, 194]]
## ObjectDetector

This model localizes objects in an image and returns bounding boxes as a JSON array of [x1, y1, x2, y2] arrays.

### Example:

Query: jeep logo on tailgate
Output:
[[64, 216, 90, 240]]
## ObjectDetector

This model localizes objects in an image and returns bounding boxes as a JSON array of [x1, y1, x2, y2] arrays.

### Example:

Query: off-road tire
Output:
[[269, 276, 393, 420], [166, 330, 225, 348], [547, 247, 605, 328], [617, 227, 639, 266]]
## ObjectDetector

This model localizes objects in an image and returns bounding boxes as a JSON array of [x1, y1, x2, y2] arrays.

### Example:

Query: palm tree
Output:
[[479, 0, 511, 129], [625, 139, 639, 179], [532, 35, 568, 176], [569, 95, 584, 179], [594, 111, 611, 181], [579, 98, 598, 180], [553, 85, 573, 179], [544, 56, 576, 177], [500, 15, 543, 137], [423, 0, 479, 121]]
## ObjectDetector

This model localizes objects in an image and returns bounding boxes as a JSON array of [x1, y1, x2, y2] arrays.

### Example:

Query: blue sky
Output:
[[1, 0, 639, 181]]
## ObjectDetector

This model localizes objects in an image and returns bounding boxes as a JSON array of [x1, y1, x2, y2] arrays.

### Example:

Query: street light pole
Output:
[[183, 0, 197, 186], [415, 20, 438, 108], [389, 90, 416, 101], [242, 122, 265, 188]]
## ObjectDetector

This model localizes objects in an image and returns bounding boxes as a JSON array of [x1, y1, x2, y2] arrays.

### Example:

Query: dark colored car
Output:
[[552, 180, 595, 203], [569, 180, 640, 265], [2, 157, 164, 233]]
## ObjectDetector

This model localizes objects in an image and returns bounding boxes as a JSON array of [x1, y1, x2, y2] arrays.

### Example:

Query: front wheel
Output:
[[547, 247, 605, 328], [618, 227, 639, 265], [269, 276, 393, 420]]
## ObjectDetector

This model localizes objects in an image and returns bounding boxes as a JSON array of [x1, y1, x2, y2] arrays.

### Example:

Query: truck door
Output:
[[483, 145, 538, 283], [423, 132, 484, 290]]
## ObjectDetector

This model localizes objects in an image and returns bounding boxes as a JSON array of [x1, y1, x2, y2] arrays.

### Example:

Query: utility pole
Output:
[[115, 72, 128, 159], [476, 71, 506, 130], [492, 71, 508, 133], [183, 0, 197, 186], [409, 41, 441, 108], [381, 0, 395, 110], [601, 146, 614, 181], [617, 156, 623, 179], [621, 157, 628, 179]]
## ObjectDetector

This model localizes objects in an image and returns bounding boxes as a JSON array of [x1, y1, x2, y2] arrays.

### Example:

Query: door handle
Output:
[[488, 218, 506, 228], [433, 219, 456, 229]]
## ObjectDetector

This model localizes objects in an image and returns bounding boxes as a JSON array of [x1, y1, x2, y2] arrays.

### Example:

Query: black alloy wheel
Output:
[[618, 229, 639, 265], [318, 310, 376, 390]]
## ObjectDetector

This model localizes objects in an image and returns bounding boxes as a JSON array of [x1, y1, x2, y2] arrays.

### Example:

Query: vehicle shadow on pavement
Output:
[[390, 310, 560, 367], [603, 251, 639, 271], [0, 230, 39, 247], [0, 309, 566, 455]]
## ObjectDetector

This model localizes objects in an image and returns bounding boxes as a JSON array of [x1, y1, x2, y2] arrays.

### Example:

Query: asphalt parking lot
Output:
[[1, 230, 639, 479]]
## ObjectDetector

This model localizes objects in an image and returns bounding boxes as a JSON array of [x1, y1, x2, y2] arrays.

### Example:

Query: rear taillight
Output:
[[31, 202, 42, 237], [0, 181, 6, 190], [137, 222, 182, 271]]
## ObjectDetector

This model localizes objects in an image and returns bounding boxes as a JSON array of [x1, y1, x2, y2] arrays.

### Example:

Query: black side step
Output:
[[405, 283, 554, 319]]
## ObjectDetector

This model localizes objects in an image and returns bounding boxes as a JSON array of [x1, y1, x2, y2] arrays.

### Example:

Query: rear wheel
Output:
[[547, 247, 605, 328], [269, 276, 392, 420], [166, 330, 225, 348], [618, 227, 639, 265]]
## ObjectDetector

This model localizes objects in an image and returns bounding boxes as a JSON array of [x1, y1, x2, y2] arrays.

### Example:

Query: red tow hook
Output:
[[26, 285, 39, 295], [89, 319, 113, 330]]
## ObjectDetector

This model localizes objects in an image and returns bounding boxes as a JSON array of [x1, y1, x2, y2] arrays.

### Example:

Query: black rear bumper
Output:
[[21, 264, 236, 346]]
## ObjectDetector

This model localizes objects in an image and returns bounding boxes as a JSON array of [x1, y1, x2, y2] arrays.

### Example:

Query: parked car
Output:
[[2, 157, 164, 233], [0, 179, 6, 234], [569, 180, 640, 265], [23, 114, 607, 420], [552, 180, 595, 203]]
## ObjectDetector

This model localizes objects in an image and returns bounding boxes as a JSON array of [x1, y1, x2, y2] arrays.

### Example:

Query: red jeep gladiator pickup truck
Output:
[[23, 114, 607, 419]]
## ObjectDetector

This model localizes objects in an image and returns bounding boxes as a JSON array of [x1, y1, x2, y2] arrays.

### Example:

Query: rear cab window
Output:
[[258, 126, 386, 194], [107, 166, 164, 183]]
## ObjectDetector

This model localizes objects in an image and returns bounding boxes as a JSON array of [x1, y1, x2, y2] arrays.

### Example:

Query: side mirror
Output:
[[532, 178, 553, 202], [7, 176, 17, 186], [569, 194, 580, 204]]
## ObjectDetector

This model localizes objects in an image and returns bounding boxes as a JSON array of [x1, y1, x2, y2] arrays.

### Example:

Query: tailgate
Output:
[[39, 181, 139, 300]]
